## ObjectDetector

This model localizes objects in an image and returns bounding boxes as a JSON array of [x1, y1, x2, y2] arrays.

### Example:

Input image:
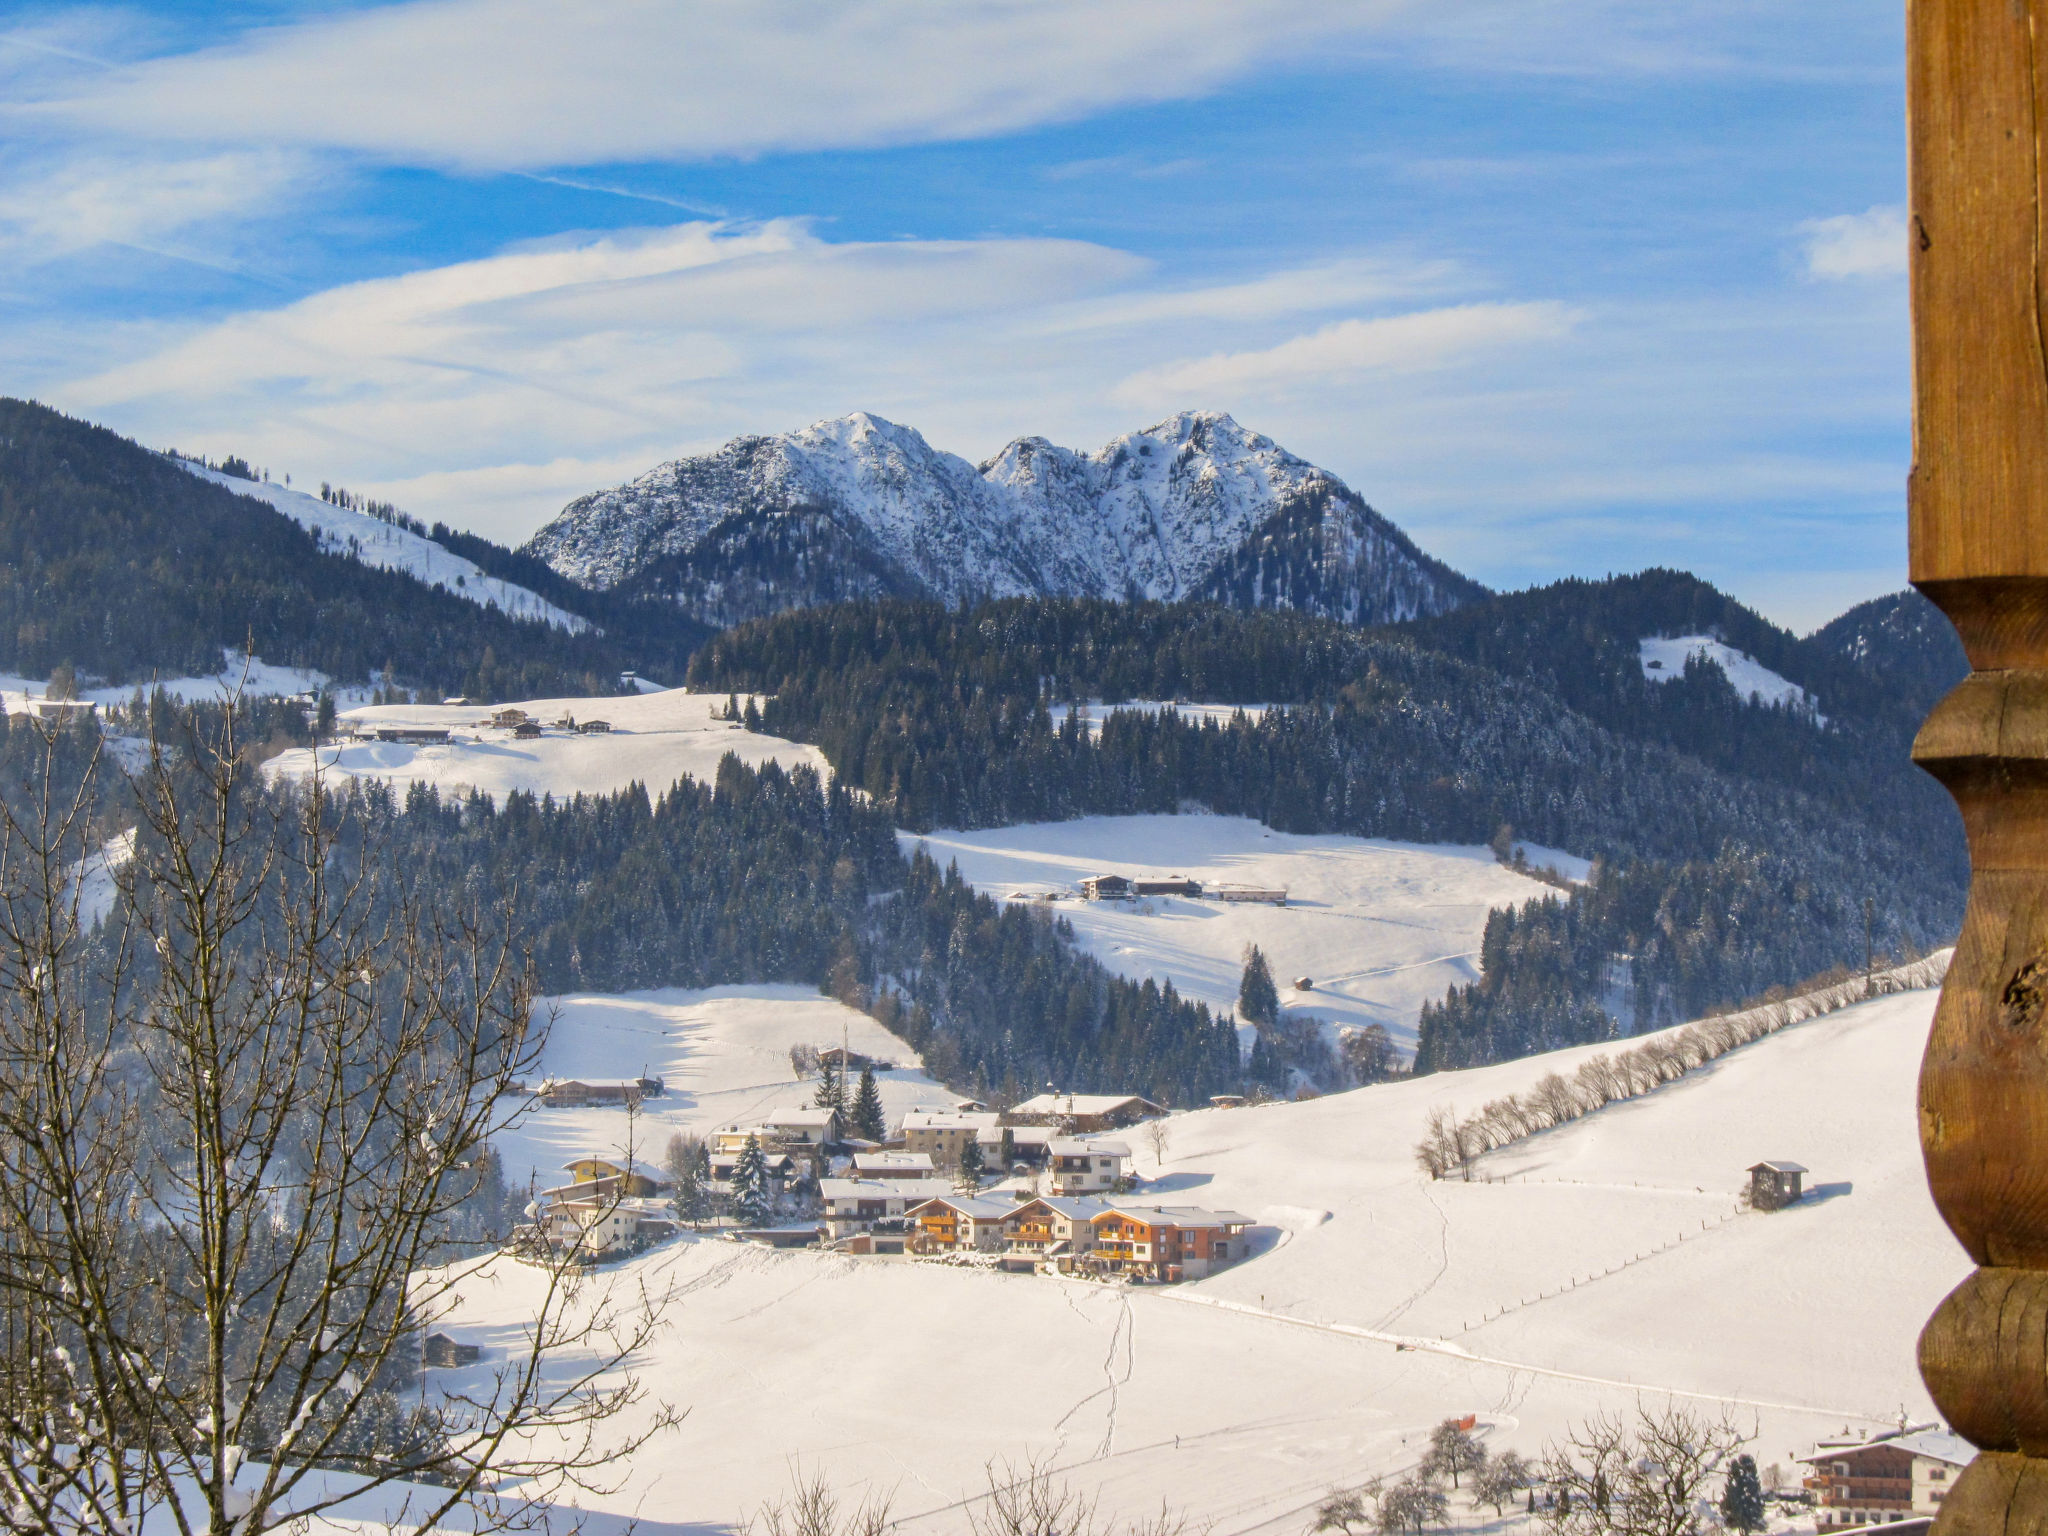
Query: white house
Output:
[[1006, 1093, 1164, 1131], [901, 1109, 1000, 1169], [1046, 1137, 1132, 1195], [819, 1177, 954, 1238]]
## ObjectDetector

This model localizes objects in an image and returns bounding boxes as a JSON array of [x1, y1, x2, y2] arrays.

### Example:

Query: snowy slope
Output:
[[908, 815, 1574, 1048], [491, 986, 960, 1196], [524, 411, 1481, 627], [267, 688, 828, 801], [437, 985, 1958, 1534], [1639, 635, 1821, 717], [176, 461, 592, 633]]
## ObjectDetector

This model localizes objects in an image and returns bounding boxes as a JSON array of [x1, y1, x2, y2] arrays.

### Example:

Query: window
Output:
[[1929, 1469, 1946, 1482]]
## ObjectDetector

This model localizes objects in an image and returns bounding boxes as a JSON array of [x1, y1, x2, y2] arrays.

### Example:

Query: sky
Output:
[[0, 0, 1907, 630]]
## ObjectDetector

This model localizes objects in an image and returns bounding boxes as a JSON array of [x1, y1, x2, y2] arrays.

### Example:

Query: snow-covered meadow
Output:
[[909, 815, 1585, 1048], [1638, 636, 1820, 717], [438, 983, 1960, 1535], [267, 689, 828, 801]]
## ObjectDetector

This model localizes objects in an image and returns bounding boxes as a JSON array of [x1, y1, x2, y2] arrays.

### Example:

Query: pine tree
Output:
[[732, 1134, 772, 1226], [852, 1065, 886, 1141], [957, 1134, 984, 1187], [1238, 944, 1279, 1030], [1720, 1454, 1766, 1534], [813, 1058, 843, 1112]]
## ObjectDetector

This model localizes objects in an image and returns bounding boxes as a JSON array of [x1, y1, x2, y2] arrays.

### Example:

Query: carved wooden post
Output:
[[1911, 2, 2048, 1526]]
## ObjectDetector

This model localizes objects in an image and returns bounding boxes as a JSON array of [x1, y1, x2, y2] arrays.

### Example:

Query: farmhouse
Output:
[[491, 708, 529, 728], [1006, 1093, 1164, 1131], [578, 720, 613, 734], [756, 1106, 842, 1147], [513, 720, 543, 738], [974, 1123, 1056, 1171], [1046, 1137, 1132, 1195], [1079, 874, 1132, 900], [374, 726, 451, 745], [1801, 1429, 1974, 1527], [530, 1156, 678, 1258], [557, 1155, 669, 1198], [904, 1194, 1016, 1253], [23, 699, 97, 724], [536, 1078, 649, 1109], [1001, 1196, 1111, 1265]]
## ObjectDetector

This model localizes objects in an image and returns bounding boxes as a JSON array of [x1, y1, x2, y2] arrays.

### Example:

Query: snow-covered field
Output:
[[439, 984, 1958, 1535], [908, 815, 1580, 1047], [2, 650, 342, 710], [493, 985, 958, 1194], [177, 461, 590, 633], [268, 690, 828, 801], [1638, 636, 1820, 717]]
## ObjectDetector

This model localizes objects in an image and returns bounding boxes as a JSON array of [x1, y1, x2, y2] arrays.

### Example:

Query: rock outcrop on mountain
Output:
[[524, 411, 1484, 627]]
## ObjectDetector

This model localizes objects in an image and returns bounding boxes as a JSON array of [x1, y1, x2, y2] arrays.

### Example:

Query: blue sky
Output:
[[1, 0, 1905, 628]]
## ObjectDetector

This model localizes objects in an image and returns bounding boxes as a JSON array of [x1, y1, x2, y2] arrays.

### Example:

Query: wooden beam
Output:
[[1911, 2, 2048, 1528]]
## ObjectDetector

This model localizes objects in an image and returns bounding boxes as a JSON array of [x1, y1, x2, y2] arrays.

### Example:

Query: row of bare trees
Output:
[[0, 705, 673, 1536], [1415, 951, 1950, 1179]]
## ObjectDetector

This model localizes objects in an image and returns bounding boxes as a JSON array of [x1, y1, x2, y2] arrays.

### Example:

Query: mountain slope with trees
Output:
[[0, 398, 708, 699]]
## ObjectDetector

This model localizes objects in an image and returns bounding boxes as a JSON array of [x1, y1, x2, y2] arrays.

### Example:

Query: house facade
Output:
[[1080, 1204, 1252, 1282], [904, 1195, 1015, 1253], [902, 1109, 1000, 1169], [1802, 1431, 1974, 1527], [1046, 1138, 1132, 1195], [820, 1177, 953, 1238]]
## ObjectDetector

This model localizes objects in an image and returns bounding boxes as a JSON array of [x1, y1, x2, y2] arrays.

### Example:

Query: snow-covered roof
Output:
[[976, 1124, 1055, 1145], [1750, 1160, 1809, 1174], [561, 1155, 666, 1182], [854, 1151, 935, 1171], [900, 1109, 999, 1131], [904, 1195, 1015, 1220], [1014, 1196, 1113, 1220], [1050, 1137, 1131, 1157], [1094, 1203, 1254, 1229], [821, 1178, 953, 1201], [761, 1106, 838, 1127], [1886, 1431, 1976, 1467], [1010, 1093, 1160, 1118]]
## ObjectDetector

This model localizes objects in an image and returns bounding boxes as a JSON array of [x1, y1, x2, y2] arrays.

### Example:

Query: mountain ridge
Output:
[[523, 410, 1485, 628]]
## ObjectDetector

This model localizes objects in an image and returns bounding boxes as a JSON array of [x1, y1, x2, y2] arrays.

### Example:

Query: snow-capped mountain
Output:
[[523, 411, 1483, 628]]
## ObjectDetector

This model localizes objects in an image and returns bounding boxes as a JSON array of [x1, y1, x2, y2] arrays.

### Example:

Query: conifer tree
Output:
[[813, 1058, 843, 1112], [1238, 944, 1280, 1030], [852, 1065, 886, 1141], [1720, 1454, 1766, 1534], [957, 1134, 984, 1187], [732, 1134, 772, 1226]]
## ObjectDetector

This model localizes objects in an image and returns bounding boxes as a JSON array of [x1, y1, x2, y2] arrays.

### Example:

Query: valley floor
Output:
[[447, 985, 1961, 1535]]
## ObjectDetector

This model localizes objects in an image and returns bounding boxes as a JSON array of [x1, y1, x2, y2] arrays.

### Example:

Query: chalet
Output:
[[373, 726, 451, 746], [852, 1151, 937, 1180], [578, 720, 613, 734], [818, 1046, 896, 1072], [904, 1194, 1015, 1254], [1802, 1430, 1974, 1527], [1047, 1137, 1132, 1195], [513, 720, 543, 739], [556, 1155, 669, 1198], [756, 1106, 842, 1147], [536, 1078, 645, 1109], [491, 708, 530, 728], [706, 1140, 799, 1192], [423, 1332, 481, 1367], [819, 1177, 953, 1238], [1081, 1204, 1253, 1282], [1212, 884, 1288, 906], [901, 1109, 1000, 1169], [1080, 874, 1132, 900], [1209, 1094, 1248, 1109], [1006, 1093, 1165, 1132], [23, 698, 98, 724], [1749, 1160, 1809, 1211], [1001, 1196, 1111, 1268]]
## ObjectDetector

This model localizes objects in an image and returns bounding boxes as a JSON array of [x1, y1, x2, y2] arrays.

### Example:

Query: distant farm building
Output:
[[536, 1079, 647, 1109], [1080, 874, 1203, 900], [491, 708, 529, 728], [1046, 1137, 1132, 1195], [1801, 1429, 1974, 1527], [22, 699, 98, 724], [1748, 1160, 1808, 1211], [374, 726, 451, 745], [423, 1332, 481, 1367], [578, 720, 613, 734], [513, 720, 543, 738], [1213, 884, 1287, 905], [901, 1109, 999, 1169], [1080, 874, 1131, 900], [1132, 876, 1202, 897], [818, 1046, 895, 1072], [1005, 1092, 1165, 1132]]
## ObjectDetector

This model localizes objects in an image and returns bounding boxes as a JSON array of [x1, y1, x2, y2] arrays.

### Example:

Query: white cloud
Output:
[[22, 0, 1404, 172], [1111, 302, 1579, 404], [1801, 205, 1906, 280], [0, 148, 308, 263]]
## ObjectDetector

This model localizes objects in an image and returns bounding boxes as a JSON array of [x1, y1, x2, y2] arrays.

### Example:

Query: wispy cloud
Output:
[[1800, 205, 1906, 280], [1112, 302, 1579, 404], [0, 148, 310, 264]]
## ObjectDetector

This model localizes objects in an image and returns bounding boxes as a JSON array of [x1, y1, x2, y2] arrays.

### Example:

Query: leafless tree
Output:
[[1474, 1449, 1535, 1514], [1541, 1405, 1747, 1536], [1313, 1489, 1374, 1535], [755, 1464, 893, 1536], [1374, 1477, 1448, 1536], [1145, 1117, 1170, 1169], [1414, 1106, 1462, 1180], [1423, 1419, 1486, 1488], [0, 707, 676, 1536], [968, 1457, 1196, 1536]]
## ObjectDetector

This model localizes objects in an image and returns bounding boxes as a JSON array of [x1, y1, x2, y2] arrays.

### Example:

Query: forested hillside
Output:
[[0, 399, 706, 699], [690, 595, 1965, 1062]]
